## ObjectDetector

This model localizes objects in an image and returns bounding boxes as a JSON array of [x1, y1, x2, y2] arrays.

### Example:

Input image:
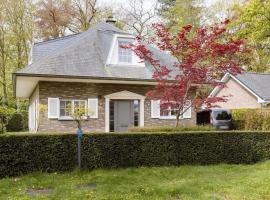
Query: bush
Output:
[[6, 113, 24, 132], [1, 131, 270, 178], [232, 109, 252, 130], [232, 109, 270, 130], [244, 110, 264, 130], [128, 125, 215, 132]]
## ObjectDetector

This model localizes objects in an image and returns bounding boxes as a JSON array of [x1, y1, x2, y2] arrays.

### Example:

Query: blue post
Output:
[[76, 128, 83, 169]]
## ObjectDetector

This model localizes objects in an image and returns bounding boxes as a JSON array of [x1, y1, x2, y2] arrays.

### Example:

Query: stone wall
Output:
[[37, 81, 196, 132]]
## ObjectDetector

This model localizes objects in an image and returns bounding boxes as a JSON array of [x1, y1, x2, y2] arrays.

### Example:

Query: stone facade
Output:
[[36, 81, 196, 132]]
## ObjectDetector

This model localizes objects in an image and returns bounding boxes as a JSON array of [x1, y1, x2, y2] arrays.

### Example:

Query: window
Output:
[[60, 100, 87, 119], [160, 105, 178, 118], [118, 40, 132, 63], [60, 100, 72, 117], [134, 100, 139, 126]]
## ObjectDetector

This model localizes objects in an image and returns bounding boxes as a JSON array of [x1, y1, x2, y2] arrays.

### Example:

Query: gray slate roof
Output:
[[235, 72, 270, 101], [17, 22, 177, 81]]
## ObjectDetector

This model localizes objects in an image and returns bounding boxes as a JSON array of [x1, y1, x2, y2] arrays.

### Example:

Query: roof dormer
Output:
[[106, 34, 145, 67]]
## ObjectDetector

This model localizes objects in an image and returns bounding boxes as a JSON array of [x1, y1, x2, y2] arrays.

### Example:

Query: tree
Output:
[[68, 0, 99, 33], [158, 0, 204, 32], [229, 0, 270, 72], [35, 0, 73, 39], [117, 0, 158, 38], [127, 20, 246, 126]]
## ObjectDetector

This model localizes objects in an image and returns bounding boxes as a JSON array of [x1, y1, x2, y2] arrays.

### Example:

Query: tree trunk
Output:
[[175, 110, 181, 127]]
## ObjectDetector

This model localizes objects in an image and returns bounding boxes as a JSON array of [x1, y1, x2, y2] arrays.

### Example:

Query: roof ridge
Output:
[[34, 33, 81, 46], [243, 71, 270, 75]]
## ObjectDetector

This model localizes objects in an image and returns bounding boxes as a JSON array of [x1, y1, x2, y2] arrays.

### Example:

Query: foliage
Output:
[[6, 113, 24, 132], [116, 0, 158, 38], [35, 0, 113, 39], [0, 106, 15, 133], [232, 109, 270, 130], [2, 161, 270, 199], [128, 125, 215, 132], [159, 0, 204, 32], [2, 131, 270, 177], [231, 0, 270, 72], [128, 20, 246, 126]]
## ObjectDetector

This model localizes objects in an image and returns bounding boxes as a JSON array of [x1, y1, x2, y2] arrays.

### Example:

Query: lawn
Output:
[[1, 161, 270, 200]]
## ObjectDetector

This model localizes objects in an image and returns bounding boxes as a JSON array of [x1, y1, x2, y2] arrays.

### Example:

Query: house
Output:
[[210, 72, 270, 109], [13, 19, 195, 133]]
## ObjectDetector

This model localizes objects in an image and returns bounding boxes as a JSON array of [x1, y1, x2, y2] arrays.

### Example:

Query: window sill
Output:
[[58, 117, 88, 121], [107, 63, 145, 67], [159, 116, 176, 120], [158, 116, 192, 120]]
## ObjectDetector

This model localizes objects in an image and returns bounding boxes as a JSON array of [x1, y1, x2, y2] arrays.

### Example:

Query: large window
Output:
[[160, 105, 178, 118], [60, 100, 87, 118], [118, 40, 132, 63]]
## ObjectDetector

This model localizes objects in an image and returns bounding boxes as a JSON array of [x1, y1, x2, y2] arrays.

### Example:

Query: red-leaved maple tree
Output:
[[127, 20, 246, 126]]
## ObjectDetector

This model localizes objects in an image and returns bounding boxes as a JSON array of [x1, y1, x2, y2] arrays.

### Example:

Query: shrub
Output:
[[6, 113, 24, 132], [232, 109, 270, 131], [244, 110, 264, 130], [128, 125, 215, 132], [262, 113, 270, 131], [232, 109, 252, 130], [1, 131, 270, 178]]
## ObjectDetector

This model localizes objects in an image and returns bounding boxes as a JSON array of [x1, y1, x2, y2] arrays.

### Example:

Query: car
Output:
[[210, 109, 232, 130]]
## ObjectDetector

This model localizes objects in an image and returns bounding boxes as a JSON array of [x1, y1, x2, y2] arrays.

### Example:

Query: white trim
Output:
[[104, 90, 146, 100], [16, 76, 156, 98], [48, 98, 60, 119], [105, 33, 144, 67], [104, 90, 145, 132], [210, 73, 266, 103], [106, 34, 118, 65], [88, 98, 98, 118], [105, 98, 110, 132], [139, 99, 145, 127]]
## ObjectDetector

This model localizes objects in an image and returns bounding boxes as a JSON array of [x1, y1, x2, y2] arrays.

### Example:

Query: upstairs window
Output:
[[118, 40, 132, 63]]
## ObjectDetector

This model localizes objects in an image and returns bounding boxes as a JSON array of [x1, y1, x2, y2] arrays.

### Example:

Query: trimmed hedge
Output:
[[128, 125, 215, 132], [1, 132, 270, 178], [232, 109, 270, 130]]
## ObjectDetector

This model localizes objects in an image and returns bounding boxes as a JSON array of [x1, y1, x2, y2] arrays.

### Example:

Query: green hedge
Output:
[[1, 132, 270, 178], [128, 125, 215, 132], [232, 109, 270, 130]]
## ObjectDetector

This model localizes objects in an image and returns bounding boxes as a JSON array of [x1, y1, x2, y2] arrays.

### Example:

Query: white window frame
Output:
[[160, 105, 178, 119], [118, 39, 132, 64], [159, 100, 192, 120], [59, 99, 87, 120], [106, 34, 145, 67]]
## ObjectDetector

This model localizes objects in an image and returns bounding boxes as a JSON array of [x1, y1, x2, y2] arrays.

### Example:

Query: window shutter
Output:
[[183, 101, 192, 119], [48, 98, 59, 119], [151, 100, 160, 118], [88, 98, 98, 118]]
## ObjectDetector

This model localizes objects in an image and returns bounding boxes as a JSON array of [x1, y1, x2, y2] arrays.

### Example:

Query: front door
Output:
[[114, 100, 134, 132]]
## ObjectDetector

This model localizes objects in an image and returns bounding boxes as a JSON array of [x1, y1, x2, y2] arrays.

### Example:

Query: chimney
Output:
[[106, 16, 117, 26]]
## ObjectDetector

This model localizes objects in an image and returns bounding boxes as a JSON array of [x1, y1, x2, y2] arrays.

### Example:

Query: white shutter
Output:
[[88, 98, 98, 118], [151, 100, 160, 118], [183, 101, 192, 119], [48, 98, 59, 119]]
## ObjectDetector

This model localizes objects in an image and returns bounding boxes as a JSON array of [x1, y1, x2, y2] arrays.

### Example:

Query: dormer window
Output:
[[118, 40, 132, 63], [106, 34, 145, 67]]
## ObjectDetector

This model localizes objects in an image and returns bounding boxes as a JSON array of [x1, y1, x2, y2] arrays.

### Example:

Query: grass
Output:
[[1, 161, 270, 199]]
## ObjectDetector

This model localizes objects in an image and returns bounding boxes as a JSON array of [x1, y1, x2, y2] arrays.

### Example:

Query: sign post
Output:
[[76, 128, 84, 169]]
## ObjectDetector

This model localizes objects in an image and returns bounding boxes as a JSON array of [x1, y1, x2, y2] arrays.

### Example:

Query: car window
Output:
[[213, 110, 231, 120]]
